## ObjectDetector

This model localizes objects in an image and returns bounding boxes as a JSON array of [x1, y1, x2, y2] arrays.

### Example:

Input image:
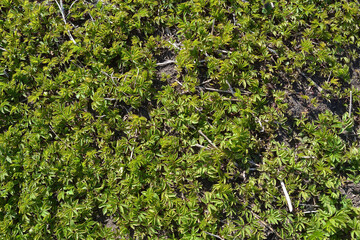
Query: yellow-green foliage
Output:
[[1, 0, 360, 239]]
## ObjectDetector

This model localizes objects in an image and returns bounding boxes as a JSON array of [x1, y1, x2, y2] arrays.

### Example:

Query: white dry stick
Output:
[[175, 79, 183, 86], [248, 160, 260, 167], [192, 144, 210, 150], [130, 146, 134, 159], [156, 59, 175, 67], [256, 116, 265, 132], [267, 47, 278, 55], [301, 156, 315, 159], [327, 71, 332, 82], [299, 71, 323, 93], [226, 80, 235, 96], [349, 90, 353, 118], [210, 19, 215, 35], [66, 0, 79, 18], [303, 210, 318, 214], [198, 130, 219, 150], [250, 113, 265, 132], [167, 41, 182, 50], [0, 46, 6, 51], [280, 181, 293, 212], [55, 0, 77, 45], [101, 71, 118, 86], [216, 49, 232, 54], [200, 79, 213, 85], [49, 124, 74, 150], [204, 231, 224, 240]]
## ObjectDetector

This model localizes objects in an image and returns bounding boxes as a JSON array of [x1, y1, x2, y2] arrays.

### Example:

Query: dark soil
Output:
[[153, 47, 181, 93], [340, 182, 360, 208]]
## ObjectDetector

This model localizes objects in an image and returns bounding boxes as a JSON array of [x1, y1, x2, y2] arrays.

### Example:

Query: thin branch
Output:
[[299, 204, 319, 207], [198, 86, 232, 94], [267, 47, 278, 55], [49, 124, 74, 150], [175, 79, 183, 86], [198, 130, 219, 150], [237, 198, 281, 238], [250, 208, 282, 239], [226, 80, 235, 96], [101, 71, 118, 86], [167, 41, 182, 50], [88, 11, 95, 22], [204, 231, 224, 240], [327, 71, 332, 82], [55, 0, 66, 24], [299, 71, 323, 93], [200, 79, 213, 85], [156, 59, 175, 67], [2, 69, 9, 78], [248, 160, 260, 167], [191, 144, 210, 150], [66, 0, 79, 18], [303, 210, 318, 214], [222, 98, 242, 102], [349, 90, 352, 118], [257, 117, 265, 132], [134, 67, 140, 86], [130, 146, 134, 159], [200, 86, 252, 95], [0, 46, 6, 51], [281, 181, 293, 212], [200, 48, 210, 58], [251, 114, 264, 132], [55, 0, 77, 45], [216, 49, 232, 54], [210, 19, 215, 35]]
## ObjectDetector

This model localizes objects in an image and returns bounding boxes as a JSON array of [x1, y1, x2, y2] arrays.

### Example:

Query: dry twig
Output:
[[198, 87, 232, 94], [226, 80, 235, 96], [267, 47, 278, 55], [249, 208, 282, 239], [349, 90, 352, 118], [167, 41, 182, 50], [200, 79, 213, 85], [156, 60, 175, 67], [192, 144, 210, 150], [303, 210, 318, 214], [66, 0, 79, 18], [299, 71, 323, 93], [281, 181, 293, 212], [210, 19, 215, 35], [237, 198, 282, 239], [222, 98, 242, 102], [216, 49, 232, 54], [198, 130, 219, 150], [55, 0, 77, 45], [49, 124, 74, 150], [204, 231, 224, 240]]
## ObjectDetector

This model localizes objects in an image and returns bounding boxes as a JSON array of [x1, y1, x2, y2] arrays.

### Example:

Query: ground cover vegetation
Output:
[[1, 0, 360, 239]]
